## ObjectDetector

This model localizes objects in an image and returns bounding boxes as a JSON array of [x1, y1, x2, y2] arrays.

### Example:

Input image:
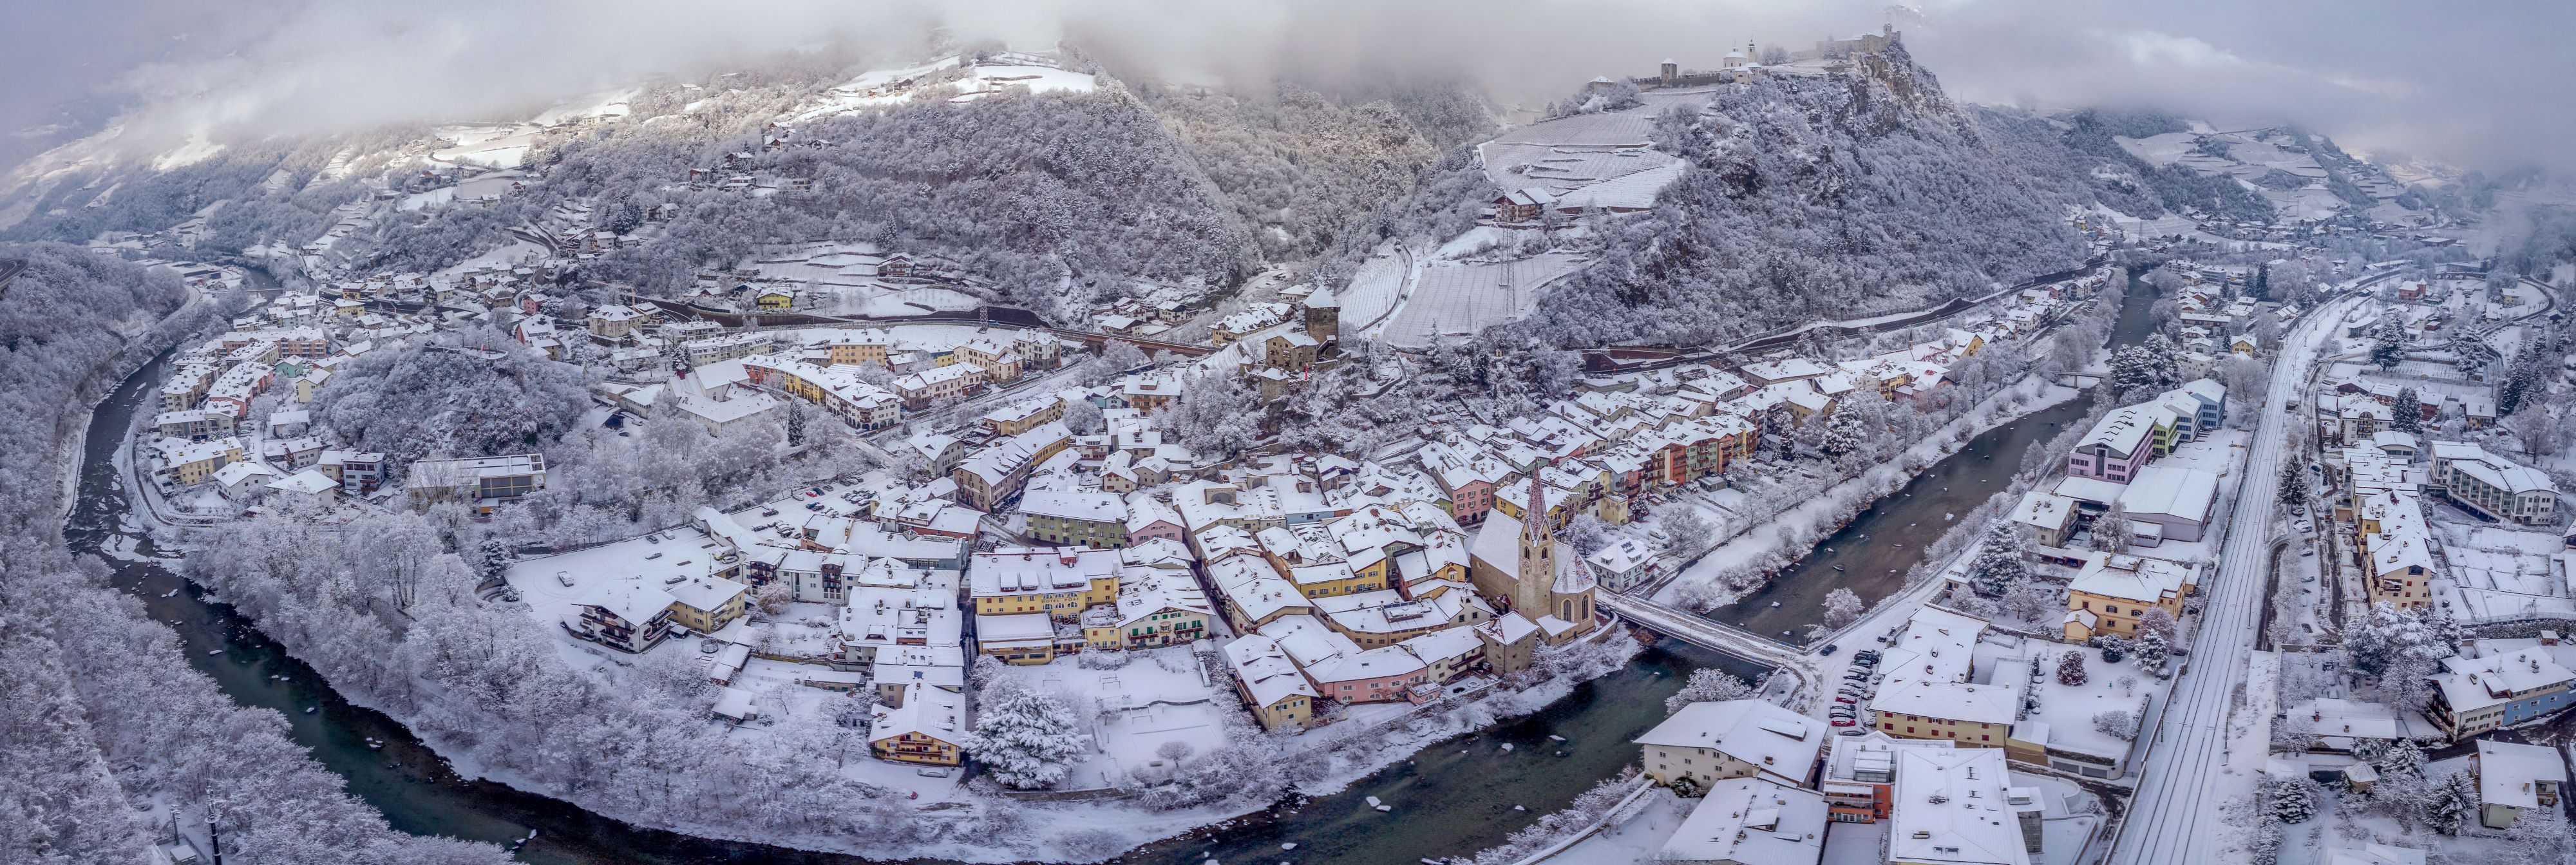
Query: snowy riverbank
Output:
[[1651, 374, 2087, 611]]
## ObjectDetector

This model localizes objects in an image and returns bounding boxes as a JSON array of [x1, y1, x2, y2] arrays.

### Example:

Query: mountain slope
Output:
[[1519, 45, 2090, 347]]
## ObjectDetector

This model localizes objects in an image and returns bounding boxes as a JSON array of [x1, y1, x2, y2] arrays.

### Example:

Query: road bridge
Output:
[[1598, 594, 1816, 707]]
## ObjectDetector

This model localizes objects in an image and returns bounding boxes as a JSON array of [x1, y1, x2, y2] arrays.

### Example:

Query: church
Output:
[[1468, 482, 1600, 645]]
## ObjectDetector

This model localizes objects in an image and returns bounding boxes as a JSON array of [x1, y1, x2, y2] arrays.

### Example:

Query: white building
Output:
[[1635, 699, 1826, 790], [1659, 777, 1828, 865], [1888, 747, 2039, 865]]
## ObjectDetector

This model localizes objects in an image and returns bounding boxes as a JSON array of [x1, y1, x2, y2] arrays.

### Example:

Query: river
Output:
[[67, 271, 2152, 864], [1699, 270, 2162, 640], [64, 347, 1765, 863]]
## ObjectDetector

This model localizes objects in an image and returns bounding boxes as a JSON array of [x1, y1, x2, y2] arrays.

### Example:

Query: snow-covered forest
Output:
[[1517, 46, 2092, 347], [0, 244, 513, 865]]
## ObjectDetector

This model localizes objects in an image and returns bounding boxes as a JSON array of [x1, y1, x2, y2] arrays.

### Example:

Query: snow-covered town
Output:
[[10, 7, 2576, 865]]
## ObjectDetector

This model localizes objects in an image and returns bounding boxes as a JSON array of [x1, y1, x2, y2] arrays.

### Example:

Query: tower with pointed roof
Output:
[[1468, 478, 1598, 645]]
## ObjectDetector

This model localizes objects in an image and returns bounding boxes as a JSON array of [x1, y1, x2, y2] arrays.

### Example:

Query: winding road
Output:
[[2108, 294, 2362, 864]]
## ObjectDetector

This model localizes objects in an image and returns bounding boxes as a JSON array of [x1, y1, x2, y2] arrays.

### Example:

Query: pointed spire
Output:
[[1524, 478, 1549, 546]]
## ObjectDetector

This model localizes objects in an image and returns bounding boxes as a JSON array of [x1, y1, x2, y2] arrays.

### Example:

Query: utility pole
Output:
[[205, 808, 224, 865]]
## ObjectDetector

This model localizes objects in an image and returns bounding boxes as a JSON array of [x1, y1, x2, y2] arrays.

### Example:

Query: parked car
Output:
[[556, 571, 574, 587], [1832, 718, 1857, 727], [1819, 643, 1839, 656]]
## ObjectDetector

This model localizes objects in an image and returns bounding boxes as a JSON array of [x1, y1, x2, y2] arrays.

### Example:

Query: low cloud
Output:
[[4, 0, 2567, 173]]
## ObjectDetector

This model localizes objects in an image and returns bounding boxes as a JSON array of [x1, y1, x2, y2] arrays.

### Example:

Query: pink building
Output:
[[2067, 408, 2155, 484]]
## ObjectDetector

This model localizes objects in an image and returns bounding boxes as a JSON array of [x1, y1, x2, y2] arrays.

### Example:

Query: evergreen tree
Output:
[[2132, 627, 2170, 669], [475, 536, 513, 582], [2253, 263, 2270, 301], [963, 689, 1088, 790], [2277, 462, 2309, 511], [2098, 634, 2127, 663], [2056, 651, 2089, 685], [2266, 775, 2318, 824], [2375, 738, 2427, 779], [1969, 522, 2030, 598], [2389, 388, 2423, 434], [2370, 320, 2407, 370], [2425, 770, 2477, 835], [784, 399, 809, 447]]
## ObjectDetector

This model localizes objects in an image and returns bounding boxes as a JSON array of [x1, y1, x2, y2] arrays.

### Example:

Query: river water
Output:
[[1701, 271, 2161, 641], [64, 343, 1762, 863], [64, 272, 2151, 864]]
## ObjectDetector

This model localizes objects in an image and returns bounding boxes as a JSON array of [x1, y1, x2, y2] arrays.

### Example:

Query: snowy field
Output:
[[430, 124, 541, 168], [1339, 244, 1409, 334], [1379, 253, 1586, 348], [792, 53, 1097, 121]]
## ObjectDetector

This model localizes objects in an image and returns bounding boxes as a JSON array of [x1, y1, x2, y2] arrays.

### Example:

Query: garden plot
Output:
[[989, 647, 1240, 792]]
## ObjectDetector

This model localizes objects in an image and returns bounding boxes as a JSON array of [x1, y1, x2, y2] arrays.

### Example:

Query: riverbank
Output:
[[1649, 375, 2085, 613], [97, 337, 1707, 864]]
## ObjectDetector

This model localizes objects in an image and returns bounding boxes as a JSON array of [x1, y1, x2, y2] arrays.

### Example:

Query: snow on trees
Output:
[[2056, 651, 2089, 686], [2343, 603, 2454, 709], [1663, 668, 1762, 715], [2088, 502, 2135, 553], [1820, 588, 1866, 631], [963, 688, 1089, 790], [1969, 521, 2030, 598], [2132, 628, 2170, 670], [2370, 319, 2408, 370], [2107, 338, 2180, 403], [310, 335, 590, 472], [2093, 709, 2139, 741], [2277, 462, 2309, 511], [2390, 388, 2423, 434], [2263, 774, 2319, 824], [2425, 770, 2477, 835]]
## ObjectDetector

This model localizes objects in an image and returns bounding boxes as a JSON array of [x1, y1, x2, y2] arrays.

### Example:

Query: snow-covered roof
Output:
[[2006, 491, 2079, 533], [974, 612, 1056, 648], [2476, 739, 2566, 810], [1021, 490, 1126, 524], [2118, 466, 2218, 523], [2065, 551, 2193, 605], [869, 682, 963, 746], [1224, 632, 1321, 707], [1635, 699, 1826, 786], [665, 576, 746, 613], [1660, 777, 1827, 865], [969, 546, 1117, 598], [1889, 747, 2031, 865], [574, 579, 674, 626]]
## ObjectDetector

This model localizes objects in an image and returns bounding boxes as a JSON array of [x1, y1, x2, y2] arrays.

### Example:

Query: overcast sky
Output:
[[3, 0, 2568, 173]]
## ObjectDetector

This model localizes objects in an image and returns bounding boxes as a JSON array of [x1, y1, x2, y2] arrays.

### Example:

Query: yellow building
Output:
[[1223, 634, 1320, 731], [664, 578, 750, 636], [158, 437, 247, 487], [2061, 552, 2193, 642], [825, 334, 892, 366], [869, 683, 964, 765], [968, 547, 1120, 616]]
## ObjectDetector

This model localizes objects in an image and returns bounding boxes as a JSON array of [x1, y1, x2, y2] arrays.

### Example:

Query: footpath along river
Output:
[[66, 348, 1764, 863], [1700, 271, 2162, 640]]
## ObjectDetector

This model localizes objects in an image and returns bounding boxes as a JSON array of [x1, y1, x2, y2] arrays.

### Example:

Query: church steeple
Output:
[[1519, 479, 1552, 591]]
